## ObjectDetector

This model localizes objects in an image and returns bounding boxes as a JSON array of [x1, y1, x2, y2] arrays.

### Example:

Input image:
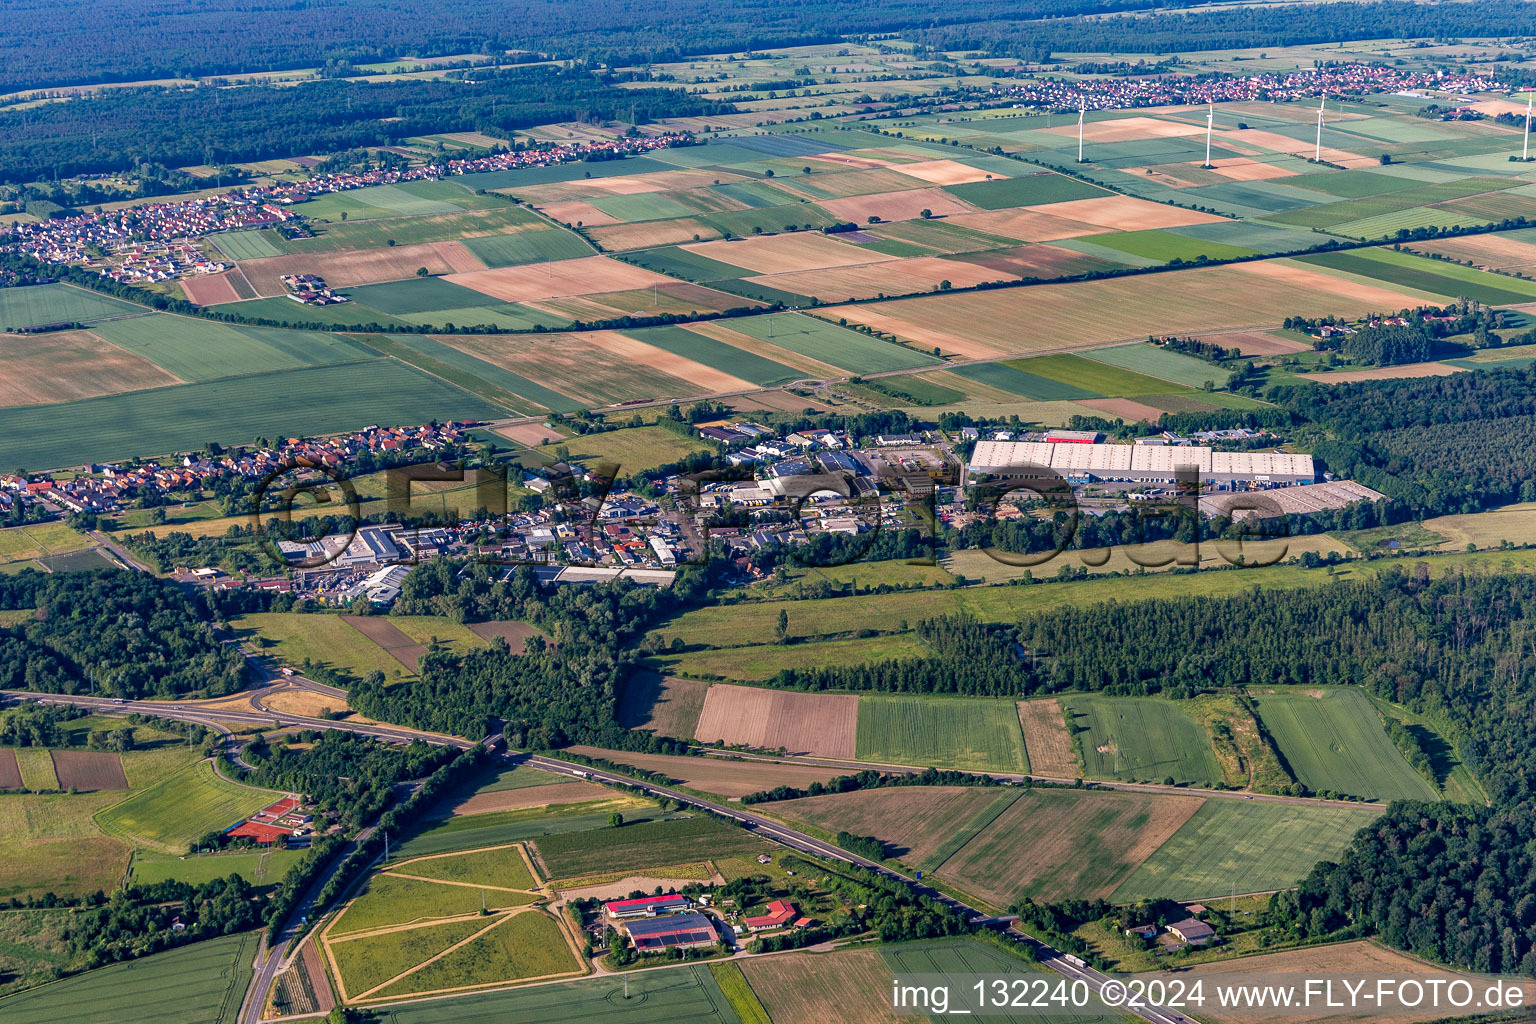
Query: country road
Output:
[[1, 687, 1199, 1024]]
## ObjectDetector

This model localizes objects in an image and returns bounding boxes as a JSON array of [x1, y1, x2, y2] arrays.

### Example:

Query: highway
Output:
[[2, 688, 1197, 1024]]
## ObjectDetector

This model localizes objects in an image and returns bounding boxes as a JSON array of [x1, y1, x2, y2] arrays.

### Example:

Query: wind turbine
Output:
[[1205, 103, 1214, 168], [1078, 104, 1086, 163], [1315, 97, 1325, 162], [1524, 92, 1533, 161]]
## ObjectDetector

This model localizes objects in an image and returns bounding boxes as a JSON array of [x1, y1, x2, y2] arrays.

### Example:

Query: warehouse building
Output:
[[967, 441, 1315, 489]]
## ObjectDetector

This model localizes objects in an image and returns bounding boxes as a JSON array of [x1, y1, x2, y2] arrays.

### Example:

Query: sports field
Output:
[[0, 359, 504, 472], [854, 695, 1029, 772], [0, 930, 256, 1024], [94, 760, 281, 853], [1110, 799, 1382, 902], [1251, 687, 1438, 802], [1063, 695, 1223, 786]]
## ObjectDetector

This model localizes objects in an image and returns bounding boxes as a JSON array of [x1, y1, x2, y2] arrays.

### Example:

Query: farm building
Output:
[[1167, 918, 1217, 947], [967, 440, 1315, 489], [624, 912, 720, 951], [743, 900, 797, 932], [604, 894, 691, 920]]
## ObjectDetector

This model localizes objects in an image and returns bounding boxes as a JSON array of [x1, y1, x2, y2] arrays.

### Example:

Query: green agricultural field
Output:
[[1076, 228, 1257, 263], [0, 790, 132, 899], [623, 325, 801, 386], [380, 333, 582, 412], [855, 695, 1029, 772], [334, 873, 535, 937], [0, 359, 505, 473], [880, 939, 1119, 1023], [1110, 799, 1382, 902], [459, 229, 593, 267], [1082, 343, 1230, 389], [943, 172, 1109, 209], [1252, 687, 1438, 802], [471, 764, 569, 793], [208, 296, 412, 329], [390, 844, 536, 889], [232, 612, 418, 682], [398, 800, 664, 858], [285, 207, 545, 253], [370, 911, 580, 998], [331, 916, 489, 998], [92, 315, 376, 381], [532, 813, 768, 880], [655, 633, 932, 682], [859, 373, 967, 405], [129, 847, 308, 887], [621, 246, 752, 281], [1011, 353, 1194, 396], [1064, 695, 1222, 786], [538, 424, 717, 474], [346, 277, 499, 315], [371, 963, 739, 1024], [948, 361, 1099, 400], [94, 761, 281, 853], [212, 229, 285, 260], [722, 313, 940, 374], [0, 284, 146, 329], [0, 929, 256, 1024], [1295, 248, 1536, 305]]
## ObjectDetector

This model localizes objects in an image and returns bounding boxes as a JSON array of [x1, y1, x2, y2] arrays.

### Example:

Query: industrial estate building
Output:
[[966, 440, 1316, 489]]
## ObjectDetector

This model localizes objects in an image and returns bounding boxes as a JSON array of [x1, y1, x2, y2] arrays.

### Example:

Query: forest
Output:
[[0, 570, 245, 698], [0, 0, 1206, 93], [0, 67, 731, 182]]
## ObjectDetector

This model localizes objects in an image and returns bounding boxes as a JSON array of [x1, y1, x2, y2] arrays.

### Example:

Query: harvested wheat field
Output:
[[776, 786, 1020, 869], [1079, 397, 1167, 423], [951, 244, 1123, 280], [445, 781, 611, 816], [1179, 941, 1536, 1024], [1208, 157, 1297, 181], [1209, 329, 1312, 355], [0, 330, 182, 406], [740, 948, 899, 1024], [447, 256, 673, 302], [682, 232, 875, 274], [527, 282, 755, 322], [747, 255, 1014, 301], [694, 683, 859, 758], [1017, 699, 1080, 778], [828, 260, 1429, 358], [728, 390, 835, 414], [261, 687, 367, 721], [563, 746, 847, 799], [1300, 361, 1465, 383], [819, 187, 975, 224], [1024, 195, 1231, 230], [1042, 115, 1205, 143], [936, 788, 1205, 905], [181, 272, 243, 305], [585, 218, 715, 251], [945, 208, 1106, 242], [538, 201, 621, 227], [494, 422, 566, 446], [443, 331, 715, 406], [50, 750, 129, 791], [1215, 128, 1377, 168], [897, 159, 1005, 185], [617, 673, 712, 739], [238, 244, 475, 295], [1410, 234, 1536, 272], [429, 241, 489, 273]]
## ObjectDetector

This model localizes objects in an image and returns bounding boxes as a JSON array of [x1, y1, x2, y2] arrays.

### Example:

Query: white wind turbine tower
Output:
[[1078, 104, 1086, 163], [1205, 103, 1214, 168], [1315, 96, 1325, 162]]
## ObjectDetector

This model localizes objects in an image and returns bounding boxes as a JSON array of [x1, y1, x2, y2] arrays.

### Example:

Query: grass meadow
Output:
[[94, 760, 280, 853], [1252, 687, 1438, 802], [1064, 695, 1222, 786], [531, 814, 768, 880], [854, 695, 1030, 772]]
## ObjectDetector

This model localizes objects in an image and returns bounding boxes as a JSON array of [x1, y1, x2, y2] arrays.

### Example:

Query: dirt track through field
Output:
[[694, 683, 858, 758], [341, 615, 427, 671]]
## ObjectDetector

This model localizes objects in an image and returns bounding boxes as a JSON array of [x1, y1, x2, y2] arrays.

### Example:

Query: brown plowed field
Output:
[[467, 620, 543, 650], [238, 244, 464, 295], [693, 683, 858, 758], [949, 244, 1125, 279], [0, 749, 21, 788], [564, 745, 846, 799], [342, 615, 426, 671], [1208, 157, 1296, 181], [447, 256, 673, 302], [0, 330, 182, 407], [50, 750, 129, 790], [181, 272, 243, 305], [1017, 699, 1079, 778], [1208, 330, 1311, 355]]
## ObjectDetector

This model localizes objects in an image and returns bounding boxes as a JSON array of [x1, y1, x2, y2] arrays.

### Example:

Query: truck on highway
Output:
[[1063, 954, 1086, 968]]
